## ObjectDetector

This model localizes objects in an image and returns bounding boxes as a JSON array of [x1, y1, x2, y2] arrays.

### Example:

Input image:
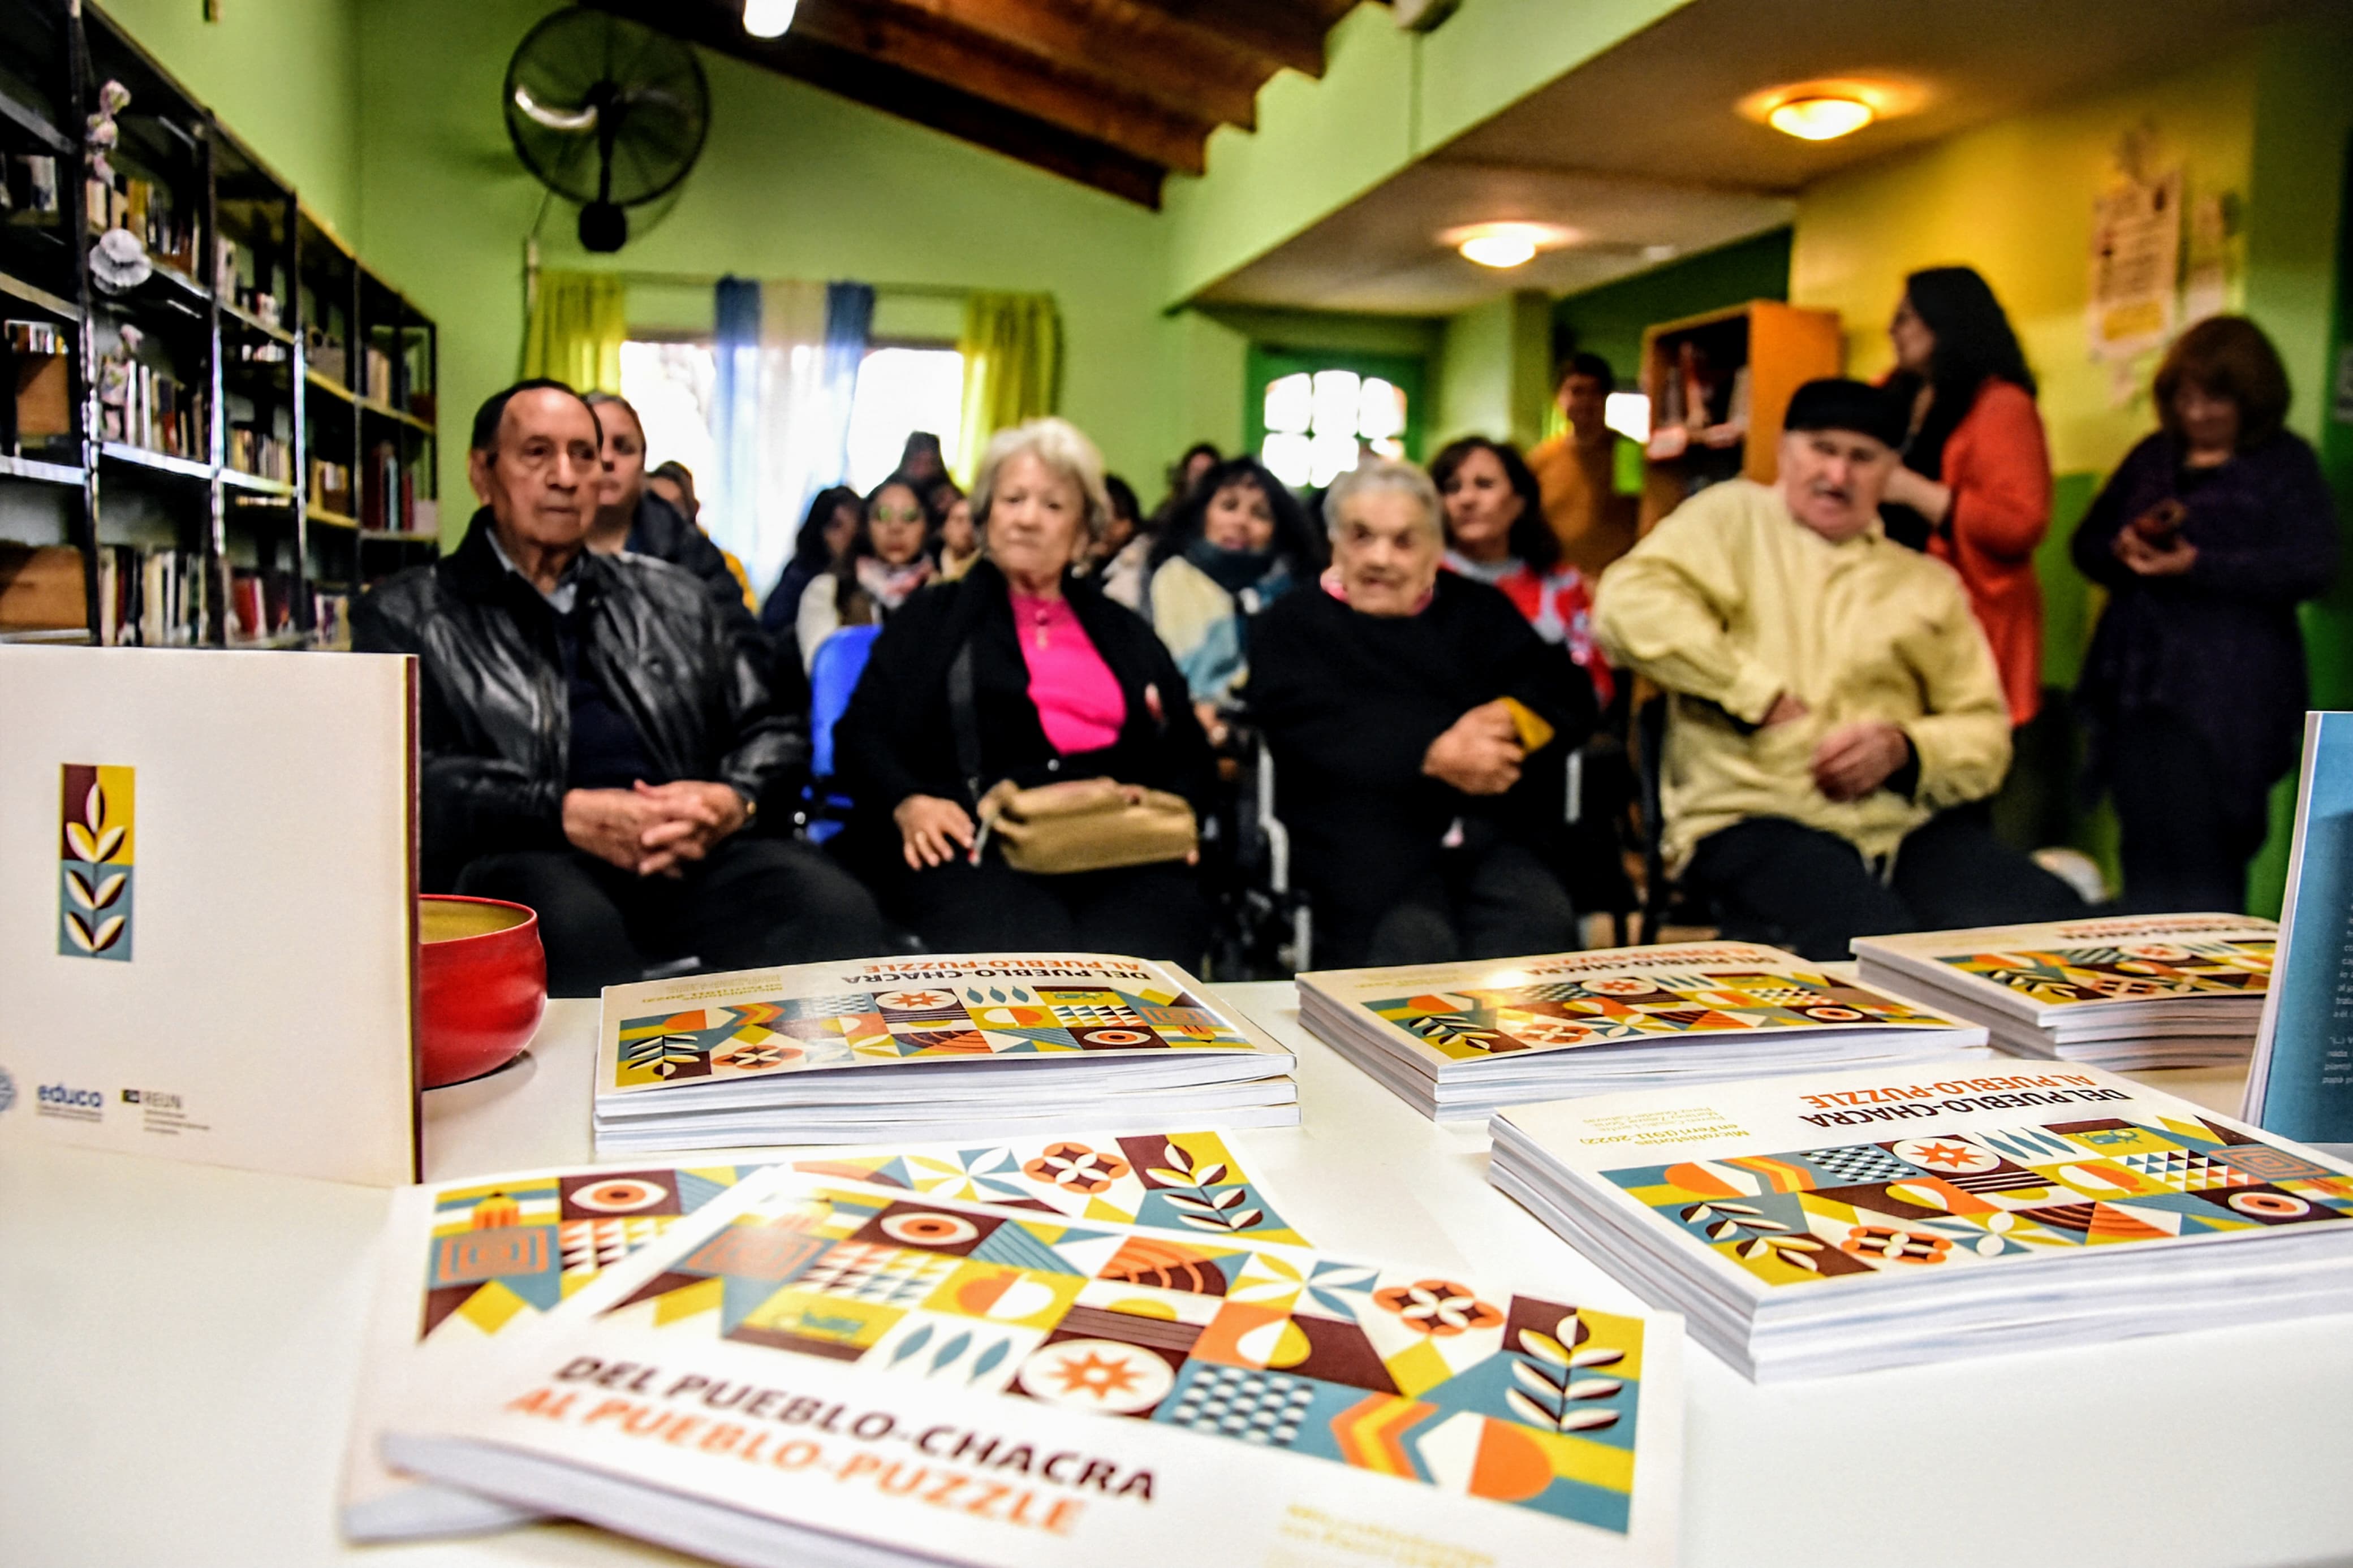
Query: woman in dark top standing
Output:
[[2072, 316, 2338, 913], [835, 418, 1214, 962], [1250, 459, 1596, 968]]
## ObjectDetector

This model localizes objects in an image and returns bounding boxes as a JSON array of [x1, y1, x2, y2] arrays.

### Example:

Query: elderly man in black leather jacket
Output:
[[355, 379, 885, 995]]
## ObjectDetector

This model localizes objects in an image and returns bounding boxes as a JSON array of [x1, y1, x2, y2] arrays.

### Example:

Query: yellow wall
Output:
[[1790, 47, 2259, 477]]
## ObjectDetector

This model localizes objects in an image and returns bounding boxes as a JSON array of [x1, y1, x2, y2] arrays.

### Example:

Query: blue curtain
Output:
[[711, 276, 762, 563], [820, 281, 874, 488]]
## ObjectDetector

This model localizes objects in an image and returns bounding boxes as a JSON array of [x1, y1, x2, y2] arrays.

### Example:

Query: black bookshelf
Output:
[[0, 0, 438, 651]]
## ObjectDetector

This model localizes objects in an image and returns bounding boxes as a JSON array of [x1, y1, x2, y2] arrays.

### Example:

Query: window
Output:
[[1244, 347, 1424, 491], [844, 346, 963, 493], [619, 340, 720, 512]]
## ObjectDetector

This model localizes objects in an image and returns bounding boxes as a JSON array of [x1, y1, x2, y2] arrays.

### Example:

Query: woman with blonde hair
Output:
[[835, 418, 1214, 960]]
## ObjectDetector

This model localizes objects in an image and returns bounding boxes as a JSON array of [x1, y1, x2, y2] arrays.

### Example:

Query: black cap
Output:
[[1782, 378, 1906, 449]]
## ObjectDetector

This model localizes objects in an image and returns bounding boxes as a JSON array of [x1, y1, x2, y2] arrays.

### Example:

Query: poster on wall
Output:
[[0, 647, 421, 1186], [2087, 164, 2182, 364], [2243, 712, 2353, 1157]]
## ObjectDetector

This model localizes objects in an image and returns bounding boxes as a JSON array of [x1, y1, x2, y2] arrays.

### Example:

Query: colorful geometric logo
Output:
[[58, 764, 133, 962]]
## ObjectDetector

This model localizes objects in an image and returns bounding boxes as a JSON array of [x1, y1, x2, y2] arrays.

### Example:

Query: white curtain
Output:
[[744, 280, 833, 595]]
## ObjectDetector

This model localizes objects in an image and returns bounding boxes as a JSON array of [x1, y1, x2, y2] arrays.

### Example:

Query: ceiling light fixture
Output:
[[743, 0, 798, 38], [1445, 221, 1575, 270], [1766, 96, 1874, 141]]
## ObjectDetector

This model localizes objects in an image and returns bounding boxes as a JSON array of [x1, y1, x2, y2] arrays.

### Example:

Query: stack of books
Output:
[[592, 953, 1300, 1154], [364, 1162, 1682, 1566], [1297, 943, 1988, 1122], [1489, 1060, 2353, 1381], [343, 1128, 1309, 1541], [1853, 915, 2276, 1068]]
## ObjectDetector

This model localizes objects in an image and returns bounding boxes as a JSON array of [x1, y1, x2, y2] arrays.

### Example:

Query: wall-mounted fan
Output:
[[503, 7, 710, 253]]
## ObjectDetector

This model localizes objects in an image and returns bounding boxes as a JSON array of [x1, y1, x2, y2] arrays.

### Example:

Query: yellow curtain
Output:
[[955, 291, 1061, 482], [522, 270, 627, 392]]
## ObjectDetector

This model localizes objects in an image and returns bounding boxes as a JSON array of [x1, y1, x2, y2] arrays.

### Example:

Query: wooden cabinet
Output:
[[1636, 300, 1842, 532]]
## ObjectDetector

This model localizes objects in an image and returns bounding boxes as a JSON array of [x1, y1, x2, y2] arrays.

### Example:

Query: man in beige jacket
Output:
[[1594, 378, 2082, 958]]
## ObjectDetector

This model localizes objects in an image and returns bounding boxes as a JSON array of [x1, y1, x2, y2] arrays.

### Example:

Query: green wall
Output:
[[1553, 228, 1793, 388], [1159, 0, 1692, 306], [96, 0, 363, 236]]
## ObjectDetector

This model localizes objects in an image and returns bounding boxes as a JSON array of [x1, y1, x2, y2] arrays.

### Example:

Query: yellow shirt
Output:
[[1592, 478, 2010, 871], [1525, 431, 1637, 578]]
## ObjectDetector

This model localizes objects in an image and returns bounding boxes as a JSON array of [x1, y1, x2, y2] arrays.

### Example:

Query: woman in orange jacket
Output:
[[1880, 266, 2052, 731]]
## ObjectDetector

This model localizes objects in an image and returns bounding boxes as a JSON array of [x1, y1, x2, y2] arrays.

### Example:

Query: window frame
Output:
[[1244, 345, 1428, 477]]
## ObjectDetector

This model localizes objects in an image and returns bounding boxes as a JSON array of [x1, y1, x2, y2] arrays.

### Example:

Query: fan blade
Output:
[[513, 83, 598, 132]]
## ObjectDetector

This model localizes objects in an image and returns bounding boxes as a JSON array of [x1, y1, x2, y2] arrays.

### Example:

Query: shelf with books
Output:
[[6, 2, 435, 650], [99, 439, 211, 482], [0, 266, 78, 321], [0, 452, 82, 486], [1635, 300, 1843, 532]]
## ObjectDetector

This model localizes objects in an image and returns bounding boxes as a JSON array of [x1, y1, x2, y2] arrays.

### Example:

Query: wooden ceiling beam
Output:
[[856, 0, 1269, 131], [581, 0, 1167, 206], [786, 0, 1216, 174], [1116, 0, 1335, 79]]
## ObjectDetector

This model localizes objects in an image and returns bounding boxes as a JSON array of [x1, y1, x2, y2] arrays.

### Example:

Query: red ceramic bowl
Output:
[[418, 895, 548, 1088]]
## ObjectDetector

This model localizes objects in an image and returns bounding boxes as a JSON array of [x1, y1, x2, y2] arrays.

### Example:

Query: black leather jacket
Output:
[[625, 491, 770, 665], [354, 510, 805, 887]]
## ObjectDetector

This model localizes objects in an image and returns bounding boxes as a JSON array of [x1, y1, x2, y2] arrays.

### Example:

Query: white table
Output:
[[5, 984, 2350, 1567]]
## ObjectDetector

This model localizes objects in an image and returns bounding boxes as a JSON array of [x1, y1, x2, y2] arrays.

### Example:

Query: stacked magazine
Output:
[[1853, 915, 2276, 1068], [360, 1163, 1682, 1567], [1298, 943, 1988, 1121], [594, 953, 1299, 1152], [1489, 1059, 2353, 1381], [342, 1129, 1308, 1541]]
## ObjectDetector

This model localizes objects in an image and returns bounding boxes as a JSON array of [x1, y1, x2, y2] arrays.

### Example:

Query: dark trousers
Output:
[[457, 835, 888, 997], [886, 856, 1211, 966], [2107, 710, 2270, 915], [1686, 811, 2086, 962], [1339, 840, 1578, 969]]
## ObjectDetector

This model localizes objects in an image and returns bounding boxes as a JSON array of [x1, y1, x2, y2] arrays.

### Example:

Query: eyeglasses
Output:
[[872, 506, 926, 524]]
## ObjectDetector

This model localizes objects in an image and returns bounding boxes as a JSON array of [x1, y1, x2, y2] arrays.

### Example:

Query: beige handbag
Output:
[[976, 777, 1198, 875]]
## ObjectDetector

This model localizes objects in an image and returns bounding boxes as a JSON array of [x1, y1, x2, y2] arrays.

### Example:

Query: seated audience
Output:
[[580, 392, 762, 646], [834, 418, 1214, 962], [1146, 456, 1321, 741], [928, 478, 981, 581], [354, 381, 884, 995], [1524, 352, 1639, 578], [649, 457, 757, 612], [1150, 441, 1221, 532], [1089, 473, 1152, 610], [1593, 378, 2082, 961], [1250, 460, 1595, 968], [899, 430, 949, 489], [762, 485, 860, 638], [796, 473, 934, 673], [1431, 435, 1614, 707], [2072, 316, 2339, 913]]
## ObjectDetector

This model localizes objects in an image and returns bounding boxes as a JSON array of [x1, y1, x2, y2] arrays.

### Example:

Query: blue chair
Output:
[[801, 623, 881, 842]]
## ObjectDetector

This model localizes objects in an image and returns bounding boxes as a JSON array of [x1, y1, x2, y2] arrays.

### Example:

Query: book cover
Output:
[[0, 647, 418, 1185], [1303, 942, 1978, 1073], [1498, 1061, 2353, 1301], [2244, 714, 2353, 1146], [381, 1166, 1679, 1567], [596, 953, 1294, 1106], [343, 1131, 1310, 1540], [1856, 915, 2276, 1018]]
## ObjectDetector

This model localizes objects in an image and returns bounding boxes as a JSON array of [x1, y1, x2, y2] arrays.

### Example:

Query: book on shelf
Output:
[[227, 567, 298, 645], [364, 343, 395, 403], [1489, 1059, 2353, 1381], [2244, 714, 2353, 1152], [1852, 914, 2275, 1068], [98, 356, 203, 460], [369, 1161, 1681, 1567], [359, 440, 412, 532], [225, 427, 292, 481], [308, 456, 354, 515], [3, 154, 62, 224], [312, 591, 352, 651], [592, 953, 1301, 1153], [95, 545, 210, 647], [342, 1129, 1307, 1541], [83, 171, 198, 274], [1296, 943, 1989, 1122]]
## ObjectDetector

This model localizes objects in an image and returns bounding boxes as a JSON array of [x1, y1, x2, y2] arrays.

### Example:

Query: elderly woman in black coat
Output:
[[1249, 459, 1597, 967], [2072, 316, 2338, 913], [834, 418, 1214, 962]]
